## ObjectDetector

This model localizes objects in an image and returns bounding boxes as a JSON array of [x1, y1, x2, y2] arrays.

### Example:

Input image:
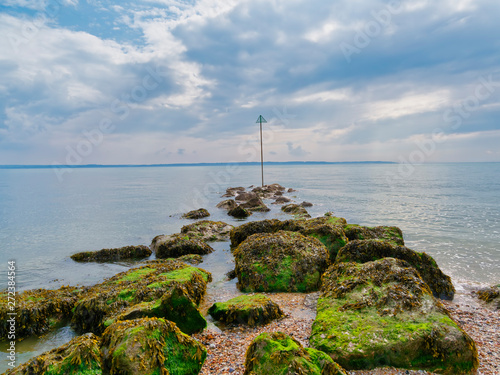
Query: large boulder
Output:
[[310, 258, 478, 374], [0, 286, 82, 340], [336, 239, 455, 300], [152, 233, 214, 258], [180, 220, 234, 242], [343, 224, 404, 246], [230, 219, 282, 248], [234, 231, 329, 292], [101, 318, 206, 375], [71, 259, 211, 335], [208, 294, 284, 327], [5, 333, 101, 375], [244, 332, 347, 375], [70, 245, 151, 262], [182, 208, 210, 219]]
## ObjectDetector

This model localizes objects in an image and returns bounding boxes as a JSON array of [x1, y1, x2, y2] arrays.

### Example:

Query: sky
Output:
[[1, 0, 500, 165]]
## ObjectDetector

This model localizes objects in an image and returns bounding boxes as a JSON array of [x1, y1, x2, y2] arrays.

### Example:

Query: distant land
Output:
[[0, 161, 396, 169]]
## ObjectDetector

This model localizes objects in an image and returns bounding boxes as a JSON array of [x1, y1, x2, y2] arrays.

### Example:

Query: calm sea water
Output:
[[0, 163, 499, 371]]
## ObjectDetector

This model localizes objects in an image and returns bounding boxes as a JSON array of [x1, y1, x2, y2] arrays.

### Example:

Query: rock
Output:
[[252, 184, 286, 199], [180, 220, 234, 242], [208, 294, 284, 327], [0, 286, 82, 340], [217, 199, 238, 210], [101, 318, 206, 375], [272, 196, 291, 204], [476, 285, 500, 309], [310, 258, 478, 374], [225, 187, 246, 196], [115, 285, 206, 334], [239, 196, 270, 212], [229, 219, 283, 249], [228, 205, 252, 219], [300, 201, 313, 207], [343, 224, 404, 246], [5, 333, 101, 375], [336, 239, 455, 300], [182, 208, 210, 219], [288, 188, 296, 192], [235, 192, 258, 201], [226, 269, 237, 280], [177, 254, 203, 265], [234, 231, 330, 292], [244, 332, 347, 375], [71, 259, 211, 334], [70, 245, 151, 262], [281, 203, 311, 218], [153, 233, 214, 258]]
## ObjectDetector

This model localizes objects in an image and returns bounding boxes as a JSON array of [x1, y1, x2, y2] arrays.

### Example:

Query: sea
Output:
[[0, 162, 499, 372]]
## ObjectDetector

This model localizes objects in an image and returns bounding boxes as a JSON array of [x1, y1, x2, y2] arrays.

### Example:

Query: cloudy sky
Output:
[[1, 0, 500, 165]]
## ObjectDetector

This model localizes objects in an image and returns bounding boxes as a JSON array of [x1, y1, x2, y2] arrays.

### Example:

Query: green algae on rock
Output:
[[182, 208, 210, 219], [230, 219, 282, 249], [244, 332, 347, 375], [335, 239, 455, 300], [71, 259, 211, 335], [70, 245, 151, 262], [208, 294, 284, 327], [180, 220, 234, 242], [234, 231, 329, 293], [152, 233, 214, 258], [342, 224, 404, 246], [310, 258, 478, 374], [0, 286, 83, 340], [101, 317, 206, 375], [5, 333, 101, 375]]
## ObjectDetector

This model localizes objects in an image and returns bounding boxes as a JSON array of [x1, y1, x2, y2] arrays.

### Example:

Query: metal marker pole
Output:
[[260, 117, 264, 187]]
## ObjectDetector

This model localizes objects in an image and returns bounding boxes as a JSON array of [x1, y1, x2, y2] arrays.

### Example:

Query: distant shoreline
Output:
[[0, 161, 397, 169]]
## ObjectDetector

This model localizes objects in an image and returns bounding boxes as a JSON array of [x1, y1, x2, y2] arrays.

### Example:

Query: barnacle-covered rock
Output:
[[0, 286, 83, 340], [101, 318, 206, 375], [71, 259, 211, 335], [239, 196, 271, 212], [230, 219, 282, 249], [343, 224, 404, 246], [281, 203, 311, 218], [180, 220, 234, 242], [228, 205, 252, 218], [476, 285, 500, 310], [70, 245, 151, 262], [234, 231, 329, 293], [244, 332, 347, 375], [5, 333, 101, 375], [152, 233, 214, 258], [310, 258, 478, 374], [336, 239, 455, 300], [182, 208, 210, 219], [112, 285, 206, 334], [208, 294, 284, 327]]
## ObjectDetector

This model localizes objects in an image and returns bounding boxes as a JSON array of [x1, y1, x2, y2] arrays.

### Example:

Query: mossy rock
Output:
[[310, 258, 478, 374], [0, 286, 82, 340], [476, 285, 500, 309], [71, 259, 211, 335], [182, 208, 210, 219], [240, 196, 271, 212], [208, 294, 284, 327], [228, 205, 252, 218], [152, 233, 214, 258], [281, 203, 311, 218], [113, 285, 207, 334], [343, 224, 404, 246], [336, 239, 455, 300], [177, 254, 203, 265], [101, 318, 206, 375], [70, 245, 151, 262], [230, 219, 282, 249], [234, 231, 330, 293], [244, 332, 347, 375], [6, 333, 101, 375], [180, 220, 234, 242]]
